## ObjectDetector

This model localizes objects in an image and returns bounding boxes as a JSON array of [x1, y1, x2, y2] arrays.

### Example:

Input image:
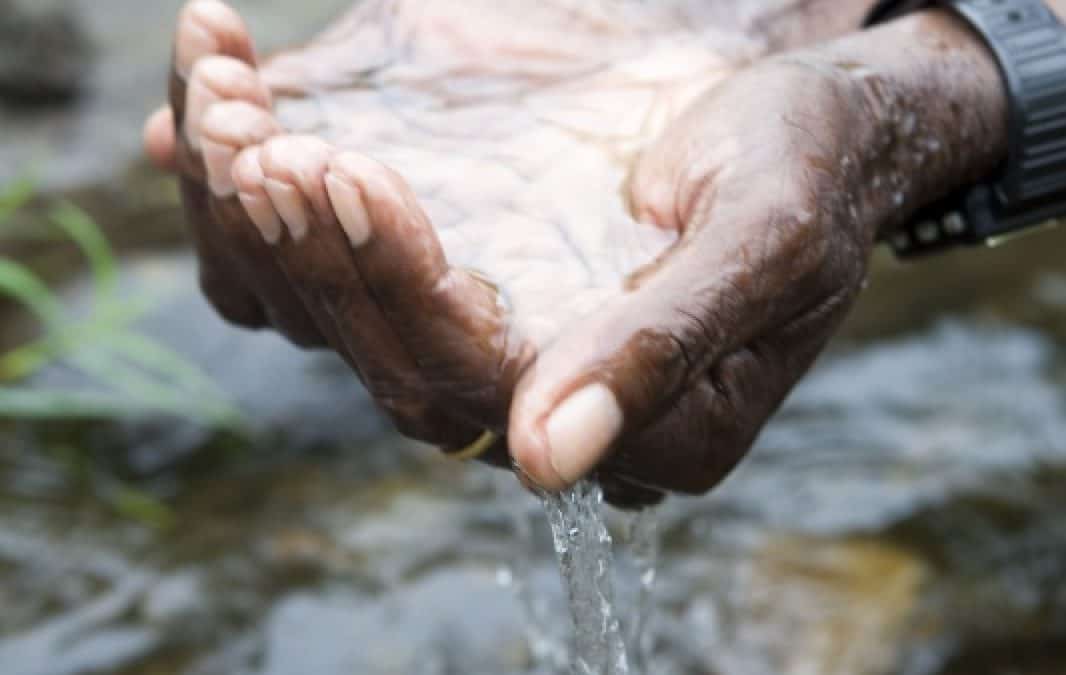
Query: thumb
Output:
[[507, 196, 827, 491]]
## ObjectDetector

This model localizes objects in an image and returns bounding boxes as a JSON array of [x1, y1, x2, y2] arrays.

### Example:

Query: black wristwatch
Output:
[[866, 0, 1066, 257]]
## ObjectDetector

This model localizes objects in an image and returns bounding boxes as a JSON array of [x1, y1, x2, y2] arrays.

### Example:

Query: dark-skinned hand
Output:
[[144, 1, 1008, 506]]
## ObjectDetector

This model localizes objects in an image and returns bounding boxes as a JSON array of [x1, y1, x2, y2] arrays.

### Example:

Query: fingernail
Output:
[[545, 383, 623, 485], [202, 139, 236, 196], [184, 78, 219, 150], [176, 19, 218, 78], [238, 191, 283, 243], [264, 178, 309, 241], [325, 173, 371, 247]]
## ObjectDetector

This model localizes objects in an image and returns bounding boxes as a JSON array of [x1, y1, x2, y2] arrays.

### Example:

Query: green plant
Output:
[[0, 178, 244, 429]]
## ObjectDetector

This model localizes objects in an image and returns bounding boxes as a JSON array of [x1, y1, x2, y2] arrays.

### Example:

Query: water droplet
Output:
[[640, 568, 656, 587], [496, 566, 514, 587], [900, 112, 917, 136]]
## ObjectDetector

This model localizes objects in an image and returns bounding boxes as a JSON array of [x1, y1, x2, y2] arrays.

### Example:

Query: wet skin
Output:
[[145, 0, 1009, 505]]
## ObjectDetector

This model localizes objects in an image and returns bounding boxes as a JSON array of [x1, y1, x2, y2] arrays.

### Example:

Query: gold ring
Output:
[[446, 430, 498, 461]]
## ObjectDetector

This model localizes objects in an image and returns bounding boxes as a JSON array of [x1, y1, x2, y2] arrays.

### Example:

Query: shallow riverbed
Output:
[[2, 0, 1066, 672], [2, 235, 1066, 675]]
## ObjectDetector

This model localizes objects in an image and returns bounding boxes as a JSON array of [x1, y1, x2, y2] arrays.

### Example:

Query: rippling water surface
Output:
[[2, 0, 1066, 673], [2, 243, 1065, 675]]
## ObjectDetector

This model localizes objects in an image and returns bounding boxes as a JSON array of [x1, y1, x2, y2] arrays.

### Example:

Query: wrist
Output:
[[807, 8, 1010, 240]]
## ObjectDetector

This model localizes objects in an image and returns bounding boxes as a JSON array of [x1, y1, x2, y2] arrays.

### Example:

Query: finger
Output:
[[508, 201, 832, 491], [169, 0, 266, 328], [143, 106, 177, 172], [235, 137, 372, 362], [181, 179, 268, 328], [185, 55, 271, 153], [201, 100, 281, 196], [171, 0, 257, 125], [192, 78, 323, 343], [324, 151, 530, 426], [204, 142, 323, 348], [237, 134, 492, 447]]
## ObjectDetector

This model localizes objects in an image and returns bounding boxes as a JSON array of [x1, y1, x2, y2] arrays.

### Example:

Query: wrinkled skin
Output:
[[145, 0, 1008, 506]]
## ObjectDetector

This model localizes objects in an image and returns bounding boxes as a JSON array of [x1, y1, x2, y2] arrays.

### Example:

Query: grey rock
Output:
[[0, 0, 94, 104], [0, 0, 352, 192], [0, 575, 158, 675]]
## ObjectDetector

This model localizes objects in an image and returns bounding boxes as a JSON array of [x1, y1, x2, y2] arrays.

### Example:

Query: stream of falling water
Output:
[[538, 480, 660, 675], [622, 505, 660, 673], [542, 481, 630, 674]]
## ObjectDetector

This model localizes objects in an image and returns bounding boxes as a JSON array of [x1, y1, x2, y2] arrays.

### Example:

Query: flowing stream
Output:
[[4, 252, 1066, 675], [5, 0, 1066, 673]]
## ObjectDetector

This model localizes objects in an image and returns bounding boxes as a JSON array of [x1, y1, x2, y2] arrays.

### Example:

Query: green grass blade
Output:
[[0, 182, 240, 431], [105, 484, 176, 530], [0, 258, 66, 329], [66, 346, 243, 429], [0, 176, 36, 226], [0, 335, 66, 381], [0, 372, 237, 425], [106, 332, 243, 410], [49, 202, 117, 300], [0, 304, 145, 381], [0, 386, 153, 418]]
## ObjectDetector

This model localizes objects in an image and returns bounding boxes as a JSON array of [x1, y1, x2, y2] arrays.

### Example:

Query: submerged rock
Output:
[[0, 0, 94, 105]]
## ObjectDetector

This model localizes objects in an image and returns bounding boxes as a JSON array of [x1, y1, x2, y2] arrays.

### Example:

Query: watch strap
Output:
[[866, 0, 1066, 256]]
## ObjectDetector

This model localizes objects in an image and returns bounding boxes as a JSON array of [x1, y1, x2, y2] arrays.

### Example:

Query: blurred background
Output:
[[2, 1, 1066, 674]]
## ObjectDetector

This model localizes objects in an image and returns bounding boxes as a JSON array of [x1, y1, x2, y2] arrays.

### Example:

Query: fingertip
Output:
[[177, 0, 255, 75], [509, 381, 624, 492], [508, 410, 568, 493], [144, 106, 178, 172], [545, 383, 623, 485], [324, 172, 371, 247]]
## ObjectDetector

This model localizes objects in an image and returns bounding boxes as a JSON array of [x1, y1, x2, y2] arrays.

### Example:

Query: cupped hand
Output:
[[145, 2, 1007, 506], [509, 61, 877, 501], [507, 9, 1010, 504], [145, 0, 749, 470]]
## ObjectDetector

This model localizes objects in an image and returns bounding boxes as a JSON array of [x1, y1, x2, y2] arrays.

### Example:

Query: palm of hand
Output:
[[264, 0, 740, 344]]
